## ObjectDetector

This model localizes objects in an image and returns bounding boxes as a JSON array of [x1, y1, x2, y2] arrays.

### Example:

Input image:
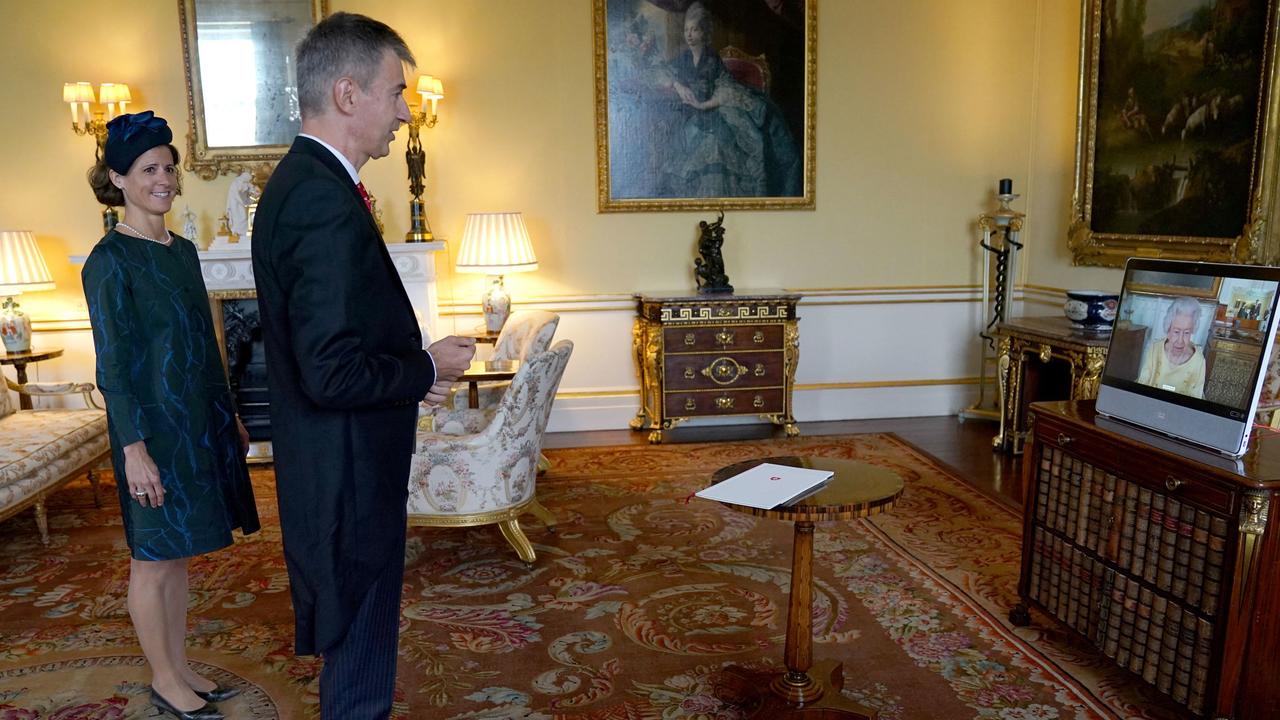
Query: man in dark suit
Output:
[[251, 12, 475, 719]]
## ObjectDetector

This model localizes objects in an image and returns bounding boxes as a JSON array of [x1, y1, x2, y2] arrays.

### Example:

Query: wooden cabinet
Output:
[[1012, 401, 1280, 720], [632, 290, 800, 443]]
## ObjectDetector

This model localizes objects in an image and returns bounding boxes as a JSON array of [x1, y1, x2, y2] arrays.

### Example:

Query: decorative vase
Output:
[[0, 300, 32, 353], [481, 275, 511, 333], [1063, 290, 1119, 331]]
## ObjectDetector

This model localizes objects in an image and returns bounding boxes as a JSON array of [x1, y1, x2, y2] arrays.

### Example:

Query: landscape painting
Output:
[[1069, 0, 1279, 266]]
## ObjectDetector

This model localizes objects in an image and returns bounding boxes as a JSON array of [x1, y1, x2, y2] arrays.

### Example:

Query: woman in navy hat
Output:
[[82, 111, 260, 720]]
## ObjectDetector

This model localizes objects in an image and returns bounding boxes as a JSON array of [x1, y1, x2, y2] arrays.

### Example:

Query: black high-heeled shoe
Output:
[[150, 688, 225, 720], [194, 684, 242, 703]]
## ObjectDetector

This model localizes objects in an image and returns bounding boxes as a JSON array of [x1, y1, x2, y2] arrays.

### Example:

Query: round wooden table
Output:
[[459, 359, 520, 408], [709, 455, 904, 718], [0, 347, 64, 411]]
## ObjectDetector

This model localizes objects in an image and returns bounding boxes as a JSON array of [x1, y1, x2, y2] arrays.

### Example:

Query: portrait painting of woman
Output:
[[596, 0, 813, 210]]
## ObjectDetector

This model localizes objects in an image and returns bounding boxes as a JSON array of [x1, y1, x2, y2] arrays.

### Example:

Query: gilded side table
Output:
[[631, 290, 801, 443], [992, 316, 1109, 454]]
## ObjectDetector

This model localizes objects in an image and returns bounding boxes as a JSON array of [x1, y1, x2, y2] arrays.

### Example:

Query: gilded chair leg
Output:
[[34, 495, 49, 545], [498, 519, 537, 563], [536, 452, 552, 474], [528, 499, 556, 533], [87, 467, 102, 508]]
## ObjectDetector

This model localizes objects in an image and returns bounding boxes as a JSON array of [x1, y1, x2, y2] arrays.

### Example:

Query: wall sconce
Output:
[[456, 212, 539, 333], [405, 74, 443, 243], [63, 81, 134, 232]]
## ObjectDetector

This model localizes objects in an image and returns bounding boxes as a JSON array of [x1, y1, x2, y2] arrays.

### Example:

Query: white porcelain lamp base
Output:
[[0, 299, 32, 353], [482, 275, 512, 333]]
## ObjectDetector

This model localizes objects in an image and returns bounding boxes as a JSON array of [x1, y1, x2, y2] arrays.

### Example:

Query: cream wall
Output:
[[0, 0, 1103, 427]]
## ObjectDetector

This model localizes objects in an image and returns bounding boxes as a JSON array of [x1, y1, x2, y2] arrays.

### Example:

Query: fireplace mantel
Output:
[[198, 240, 447, 341]]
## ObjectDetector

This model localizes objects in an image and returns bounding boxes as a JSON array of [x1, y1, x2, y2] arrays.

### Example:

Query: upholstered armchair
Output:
[[407, 340, 573, 563], [447, 310, 560, 411], [0, 377, 108, 543]]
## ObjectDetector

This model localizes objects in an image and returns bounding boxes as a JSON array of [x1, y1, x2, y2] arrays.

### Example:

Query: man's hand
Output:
[[422, 381, 455, 406], [427, 336, 477, 383]]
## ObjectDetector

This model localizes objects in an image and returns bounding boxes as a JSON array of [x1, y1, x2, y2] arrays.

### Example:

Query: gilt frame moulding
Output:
[[1068, 0, 1280, 266], [592, 0, 816, 212], [178, 0, 329, 180]]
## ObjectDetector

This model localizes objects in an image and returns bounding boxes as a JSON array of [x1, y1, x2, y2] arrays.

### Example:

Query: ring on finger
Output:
[[134, 490, 147, 497]]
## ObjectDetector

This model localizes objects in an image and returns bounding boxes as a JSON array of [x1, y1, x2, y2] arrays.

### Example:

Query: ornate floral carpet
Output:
[[0, 434, 1190, 719]]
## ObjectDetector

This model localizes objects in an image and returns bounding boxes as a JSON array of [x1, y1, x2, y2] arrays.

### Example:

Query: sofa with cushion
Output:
[[0, 378, 108, 544]]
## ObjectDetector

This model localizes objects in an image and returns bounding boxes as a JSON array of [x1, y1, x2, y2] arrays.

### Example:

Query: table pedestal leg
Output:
[[719, 520, 876, 718], [775, 520, 820, 702], [14, 362, 31, 411]]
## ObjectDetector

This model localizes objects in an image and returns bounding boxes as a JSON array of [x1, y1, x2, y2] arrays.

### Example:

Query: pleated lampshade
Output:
[[0, 231, 55, 296], [456, 212, 539, 275]]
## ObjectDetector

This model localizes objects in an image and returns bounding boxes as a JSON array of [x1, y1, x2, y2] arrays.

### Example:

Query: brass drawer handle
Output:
[[684, 398, 696, 411], [684, 367, 695, 379], [715, 329, 735, 347], [1165, 476, 1184, 491], [715, 396, 734, 410], [753, 330, 765, 343], [1056, 433, 1074, 447], [752, 395, 764, 408], [754, 363, 766, 377], [701, 357, 748, 386], [684, 333, 696, 346]]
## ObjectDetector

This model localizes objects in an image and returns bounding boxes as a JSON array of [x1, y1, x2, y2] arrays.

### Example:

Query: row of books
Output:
[[1034, 447, 1229, 615], [1029, 526, 1214, 715]]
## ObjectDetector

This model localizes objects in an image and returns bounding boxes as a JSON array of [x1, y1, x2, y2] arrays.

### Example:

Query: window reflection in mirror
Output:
[[194, 0, 310, 148]]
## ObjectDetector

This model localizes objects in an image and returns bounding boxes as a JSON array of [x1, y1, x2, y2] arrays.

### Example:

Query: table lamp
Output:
[[456, 212, 539, 333], [0, 231, 55, 353]]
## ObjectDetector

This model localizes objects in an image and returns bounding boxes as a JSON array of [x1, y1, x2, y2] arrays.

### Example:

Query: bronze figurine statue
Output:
[[694, 211, 733, 294]]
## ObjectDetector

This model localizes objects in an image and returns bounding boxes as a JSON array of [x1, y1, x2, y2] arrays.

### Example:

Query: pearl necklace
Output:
[[116, 221, 172, 246]]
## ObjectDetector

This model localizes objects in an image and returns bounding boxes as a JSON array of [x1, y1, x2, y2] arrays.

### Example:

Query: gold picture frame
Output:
[[178, 0, 329, 180], [1068, 0, 1280, 266], [592, 0, 816, 212]]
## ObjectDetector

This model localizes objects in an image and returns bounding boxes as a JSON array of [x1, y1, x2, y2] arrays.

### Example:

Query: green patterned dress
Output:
[[82, 230, 259, 560]]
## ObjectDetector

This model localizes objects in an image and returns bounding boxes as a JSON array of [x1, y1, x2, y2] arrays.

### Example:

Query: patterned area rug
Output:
[[0, 434, 1188, 719]]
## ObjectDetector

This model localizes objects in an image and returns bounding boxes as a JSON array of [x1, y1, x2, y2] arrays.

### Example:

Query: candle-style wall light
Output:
[[405, 74, 443, 242], [63, 81, 134, 231]]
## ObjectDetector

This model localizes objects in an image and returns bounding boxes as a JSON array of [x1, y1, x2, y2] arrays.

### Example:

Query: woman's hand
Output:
[[674, 82, 696, 106], [123, 441, 164, 508], [235, 416, 251, 455]]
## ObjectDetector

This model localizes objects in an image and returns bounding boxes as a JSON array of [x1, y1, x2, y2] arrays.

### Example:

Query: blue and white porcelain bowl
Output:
[[1063, 290, 1119, 330]]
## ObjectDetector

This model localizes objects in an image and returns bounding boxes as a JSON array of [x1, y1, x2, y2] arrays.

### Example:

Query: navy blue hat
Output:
[[104, 111, 174, 175]]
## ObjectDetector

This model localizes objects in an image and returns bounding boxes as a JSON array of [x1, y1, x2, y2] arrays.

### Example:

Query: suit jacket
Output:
[[251, 136, 436, 655]]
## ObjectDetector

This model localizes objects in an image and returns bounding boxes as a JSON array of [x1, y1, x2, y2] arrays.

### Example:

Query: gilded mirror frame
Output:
[[1068, 0, 1280, 266], [178, 0, 328, 180]]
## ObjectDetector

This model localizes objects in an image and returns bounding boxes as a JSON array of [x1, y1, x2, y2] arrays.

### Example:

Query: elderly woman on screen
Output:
[[1137, 296, 1206, 399]]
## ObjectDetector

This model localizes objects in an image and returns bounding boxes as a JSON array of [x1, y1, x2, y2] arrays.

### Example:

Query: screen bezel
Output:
[[1100, 258, 1280, 422]]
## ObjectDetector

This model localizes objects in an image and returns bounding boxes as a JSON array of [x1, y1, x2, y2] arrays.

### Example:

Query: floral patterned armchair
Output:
[[407, 340, 573, 563], [446, 310, 560, 411], [0, 377, 107, 544]]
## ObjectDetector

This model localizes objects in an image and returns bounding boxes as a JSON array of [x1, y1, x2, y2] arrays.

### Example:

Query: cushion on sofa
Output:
[[0, 410, 108, 511]]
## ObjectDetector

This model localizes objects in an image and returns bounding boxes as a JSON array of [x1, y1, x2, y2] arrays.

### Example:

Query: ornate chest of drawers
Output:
[[631, 290, 801, 443]]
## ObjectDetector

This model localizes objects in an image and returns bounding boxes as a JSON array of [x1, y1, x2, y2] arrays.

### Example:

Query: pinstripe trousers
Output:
[[319, 531, 406, 720]]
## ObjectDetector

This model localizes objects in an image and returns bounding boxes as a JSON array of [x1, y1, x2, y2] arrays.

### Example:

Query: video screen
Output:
[[1105, 269, 1279, 413]]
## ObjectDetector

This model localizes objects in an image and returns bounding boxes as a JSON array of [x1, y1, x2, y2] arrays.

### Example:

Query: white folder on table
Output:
[[696, 462, 833, 510]]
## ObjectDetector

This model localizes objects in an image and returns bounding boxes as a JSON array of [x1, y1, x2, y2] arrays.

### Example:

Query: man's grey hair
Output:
[[296, 12, 415, 118], [1163, 296, 1203, 334]]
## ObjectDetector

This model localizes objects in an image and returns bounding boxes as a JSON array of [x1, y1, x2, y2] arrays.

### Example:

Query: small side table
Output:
[[1, 348, 64, 410], [459, 359, 520, 408], [992, 316, 1109, 454], [461, 326, 501, 345], [707, 455, 904, 718]]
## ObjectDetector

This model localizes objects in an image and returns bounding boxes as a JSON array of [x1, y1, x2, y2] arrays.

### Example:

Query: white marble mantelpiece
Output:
[[198, 240, 447, 340]]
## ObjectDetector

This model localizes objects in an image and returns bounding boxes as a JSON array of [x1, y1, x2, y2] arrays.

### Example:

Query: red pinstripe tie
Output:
[[355, 182, 373, 213]]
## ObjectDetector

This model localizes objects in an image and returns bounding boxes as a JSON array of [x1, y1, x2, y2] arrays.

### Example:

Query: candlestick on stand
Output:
[[959, 178, 1025, 429]]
